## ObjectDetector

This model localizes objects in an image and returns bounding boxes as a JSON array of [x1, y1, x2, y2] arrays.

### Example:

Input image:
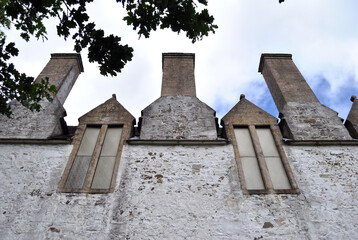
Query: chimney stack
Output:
[[259, 53, 351, 140], [36, 53, 84, 105], [0, 53, 83, 139], [138, 53, 218, 140], [258, 54, 319, 111], [161, 53, 196, 97]]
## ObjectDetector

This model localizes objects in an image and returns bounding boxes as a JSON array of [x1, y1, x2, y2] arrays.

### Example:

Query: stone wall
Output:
[[0, 99, 66, 139], [1, 142, 357, 239], [140, 96, 218, 140]]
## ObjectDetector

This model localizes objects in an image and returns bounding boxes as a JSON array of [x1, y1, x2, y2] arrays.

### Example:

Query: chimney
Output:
[[259, 53, 351, 140], [345, 95, 358, 139], [36, 53, 84, 105], [161, 53, 196, 97], [0, 53, 84, 139], [258, 54, 318, 111], [138, 53, 218, 140]]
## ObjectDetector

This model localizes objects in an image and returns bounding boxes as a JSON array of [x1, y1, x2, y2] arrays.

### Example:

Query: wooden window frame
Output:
[[233, 124, 299, 195], [58, 124, 124, 194]]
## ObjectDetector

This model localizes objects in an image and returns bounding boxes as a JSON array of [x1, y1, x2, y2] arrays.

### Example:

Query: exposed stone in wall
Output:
[[284, 145, 358, 240], [281, 102, 352, 140], [345, 95, 358, 138], [0, 98, 66, 139], [259, 54, 351, 140], [140, 96, 218, 140], [1, 143, 357, 239]]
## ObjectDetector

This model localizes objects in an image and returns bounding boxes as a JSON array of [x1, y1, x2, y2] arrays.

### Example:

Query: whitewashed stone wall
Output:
[[0, 143, 357, 239], [0, 98, 65, 139], [0, 144, 115, 239], [140, 96, 218, 140]]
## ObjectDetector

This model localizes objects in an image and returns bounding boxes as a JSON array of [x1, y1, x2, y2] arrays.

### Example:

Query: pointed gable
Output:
[[222, 94, 277, 126], [79, 94, 135, 125]]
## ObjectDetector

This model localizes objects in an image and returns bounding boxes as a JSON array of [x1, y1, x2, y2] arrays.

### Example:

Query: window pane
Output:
[[241, 157, 265, 190], [100, 128, 122, 156], [77, 127, 100, 156], [265, 157, 291, 189], [234, 128, 256, 157], [65, 156, 92, 189], [256, 128, 280, 157], [91, 156, 116, 189]]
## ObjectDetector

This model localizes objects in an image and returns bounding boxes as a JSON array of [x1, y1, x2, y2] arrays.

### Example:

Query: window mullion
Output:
[[58, 125, 87, 190], [248, 125, 274, 193], [231, 125, 249, 194], [83, 124, 108, 191], [270, 125, 298, 190]]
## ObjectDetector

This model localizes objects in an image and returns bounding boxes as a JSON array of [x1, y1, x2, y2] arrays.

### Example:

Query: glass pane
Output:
[[100, 128, 122, 156], [65, 156, 92, 189], [241, 156, 265, 190], [77, 127, 100, 156], [256, 128, 279, 157], [91, 156, 116, 189], [265, 157, 291, 189], [234, 128, 256, 157]]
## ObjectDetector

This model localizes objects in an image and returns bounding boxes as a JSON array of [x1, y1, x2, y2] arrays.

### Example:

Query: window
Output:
[[59, 125, 123, 193], [234, 125, 298, 194]]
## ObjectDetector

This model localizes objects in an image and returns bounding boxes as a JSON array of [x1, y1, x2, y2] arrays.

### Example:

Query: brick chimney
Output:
[[161, 53, 196, 97], [259, 53, 351, 140]]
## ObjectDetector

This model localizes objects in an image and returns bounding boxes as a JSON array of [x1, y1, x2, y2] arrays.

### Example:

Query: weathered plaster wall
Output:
[[0, 98, 66, 139], [0, 143, 357, 239], [113, 144, 358, 239], [284, 145, 358, 240], [0, 144, 115, 239], [140, 96, 218, 140], [280, 102, 352, 140]]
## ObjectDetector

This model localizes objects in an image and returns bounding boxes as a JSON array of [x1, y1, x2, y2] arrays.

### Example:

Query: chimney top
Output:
[[161, 52, 196, 97], [162, 53, 195, 70], [51, 53, 84, 72], [258, 53, 292, 73]]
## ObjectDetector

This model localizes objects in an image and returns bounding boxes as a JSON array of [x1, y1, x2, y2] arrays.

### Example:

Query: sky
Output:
[[4, 0, 358, 126]]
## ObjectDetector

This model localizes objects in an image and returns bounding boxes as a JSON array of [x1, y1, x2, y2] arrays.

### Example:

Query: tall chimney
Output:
[[36, 53, 84, 105], [0, 53, 83, 139], [259, 53, 351, 140], [258, 54, 318, 111], [161, 53, 196, 97], [138, 53, 218, 140]]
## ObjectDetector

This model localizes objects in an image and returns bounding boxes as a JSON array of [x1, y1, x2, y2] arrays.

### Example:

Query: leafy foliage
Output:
[[0, 0, 218, 117]]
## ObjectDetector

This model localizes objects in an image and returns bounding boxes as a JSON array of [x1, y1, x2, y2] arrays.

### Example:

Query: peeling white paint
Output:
[[0, 143, 357, 239]]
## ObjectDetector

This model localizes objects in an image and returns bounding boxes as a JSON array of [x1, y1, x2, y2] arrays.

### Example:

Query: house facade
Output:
[[0, 53, 357, 239]]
